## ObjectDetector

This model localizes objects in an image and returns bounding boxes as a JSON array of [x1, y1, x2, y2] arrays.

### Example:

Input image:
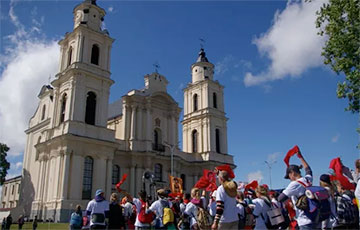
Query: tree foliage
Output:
[[0, 143, 10, 185], [315, 0, 360, 113]]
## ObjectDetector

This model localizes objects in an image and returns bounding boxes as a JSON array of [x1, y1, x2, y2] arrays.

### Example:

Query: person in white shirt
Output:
[[252, 185, 271, 230], [132, 190, 152, 230], [278, 151, 314, 230], [147, 189, 172, 229], [184, 188, 202, 229], [211, 166, 239, 230], [86, 189, 110, 229], [208, 191, 217, 218]]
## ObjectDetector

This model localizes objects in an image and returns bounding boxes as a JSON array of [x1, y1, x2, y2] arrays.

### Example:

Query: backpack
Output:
[[196, 207, 212, 230], [70, 212, 82, 228], [161, 200, 174, 226], [138, 200, 155, 224], [260, 199, 285, 230], [295, 181, 331, 223], [335, 194, 359, 225]]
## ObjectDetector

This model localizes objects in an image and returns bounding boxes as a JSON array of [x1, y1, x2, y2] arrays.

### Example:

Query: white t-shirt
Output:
[[180, 202, 187, 214], [236, 203, 245, 219], [86, 199, 110, 226], [282, 174, 313, 226], [252, 198, 271, 230], [215, 185, 239, 223], [208, 200, 216, 217], [184, 202, 198, 227], [148, 198, 172, 227], [133, 198, 150, 227]]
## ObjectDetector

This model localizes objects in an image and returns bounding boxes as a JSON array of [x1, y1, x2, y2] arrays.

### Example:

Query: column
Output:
[[36, 161, 44, 201], [167, 116, 171, 144], [61, 154, 70, 200], [130, 105, 137, 140], [137, 107, 143, 140], [121, 103, 127, 140], [204, 122, 209, 152], [105, 159, 112, 199], [130, 167, 135, 196]]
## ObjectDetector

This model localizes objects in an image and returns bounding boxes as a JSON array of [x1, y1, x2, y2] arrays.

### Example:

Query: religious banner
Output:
[[169, 175, 183, 196]]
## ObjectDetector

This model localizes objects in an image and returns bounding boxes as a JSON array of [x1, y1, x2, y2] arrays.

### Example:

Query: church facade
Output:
[[17, 0, 234, 222]]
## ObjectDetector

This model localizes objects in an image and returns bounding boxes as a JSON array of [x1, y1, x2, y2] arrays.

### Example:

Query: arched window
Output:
[[213, 93, 217, 109], [216, 128, 220, 153], [85, 91, 96, 125], [154, 163, 162, 182], [153, 128, 164, 151], [41, 105, 46, 120], [91, 44, 99, 65], [112, 165, 120, 185], [67, 47, 73, 67], [193, 94, 198, 112], [60, 94, 67, 123], [82, 156, 93, 200], [180, 174, 186, 191], [192, 130, 198, 153]]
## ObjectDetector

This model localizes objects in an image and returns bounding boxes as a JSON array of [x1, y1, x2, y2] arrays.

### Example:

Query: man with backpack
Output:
[[133, 190, 154, 230], [86, 189, 110, 229], [278, 151, 315, 230], [211, 165, 239, 230], [147, 189, 174, 229]]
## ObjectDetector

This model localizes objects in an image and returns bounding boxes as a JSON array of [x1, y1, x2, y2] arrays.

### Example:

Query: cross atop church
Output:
[[153, 62, 160, 73], [199, 38, 206, 49]]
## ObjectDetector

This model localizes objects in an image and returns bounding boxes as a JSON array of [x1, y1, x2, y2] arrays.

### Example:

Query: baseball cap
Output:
[[95, 189, 104, 196]]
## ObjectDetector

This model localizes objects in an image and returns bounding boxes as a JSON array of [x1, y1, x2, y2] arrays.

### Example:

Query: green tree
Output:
[[0, 143, 10, 185], [315, 0, 360, 113]]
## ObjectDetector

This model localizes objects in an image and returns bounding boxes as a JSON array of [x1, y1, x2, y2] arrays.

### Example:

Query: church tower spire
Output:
[[182, 48, 228, 159]]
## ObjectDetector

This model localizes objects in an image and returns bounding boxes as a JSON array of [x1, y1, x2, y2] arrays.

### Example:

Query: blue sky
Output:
[[0, 0, 358, 189]]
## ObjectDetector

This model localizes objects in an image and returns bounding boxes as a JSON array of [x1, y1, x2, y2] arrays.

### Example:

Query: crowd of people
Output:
[[71, 149, 360, 230]]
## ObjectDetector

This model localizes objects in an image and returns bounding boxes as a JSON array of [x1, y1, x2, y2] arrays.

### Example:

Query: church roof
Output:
[[196, 48, 209, 63]]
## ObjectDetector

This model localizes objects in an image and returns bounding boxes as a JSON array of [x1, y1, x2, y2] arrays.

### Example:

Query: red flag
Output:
[[194, 169, 218, 191], [116, 174, 128, 192], [283, 145, 300, 167], [245, 180, 258, 190], [329, 157, 355, 190]]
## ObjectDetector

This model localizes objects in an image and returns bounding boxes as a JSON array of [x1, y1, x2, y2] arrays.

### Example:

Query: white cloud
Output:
[[215, 55, 252, 77], [332, 134, 340, 143], [0, 0, 60, 156], [15, 162, 23, 170], [244, 0, 327, 87], [247, 170, 263, 183], [108, 6, 114, 13], [267, 152, 280, 164]]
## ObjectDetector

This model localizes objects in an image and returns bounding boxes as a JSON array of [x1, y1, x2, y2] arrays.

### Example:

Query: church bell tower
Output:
[[51, 0, 114, 133], [182, 48, 228, 158]]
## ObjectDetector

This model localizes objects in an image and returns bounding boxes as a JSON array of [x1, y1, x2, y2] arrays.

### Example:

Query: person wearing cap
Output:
[[278, 150, 313, 230], [146, 188, 173, 229], [319, 174, 338, 229], [86, 189, 110, 229], [355, 159, 360, 229], [211, 165, 239, 230]]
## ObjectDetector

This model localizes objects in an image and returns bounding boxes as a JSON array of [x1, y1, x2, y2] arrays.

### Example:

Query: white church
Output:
[[11, 0, 234, 222]]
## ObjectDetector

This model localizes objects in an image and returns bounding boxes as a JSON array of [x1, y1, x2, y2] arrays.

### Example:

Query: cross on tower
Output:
[[153, 62, 160, 73], [199, 38, 206, 49]]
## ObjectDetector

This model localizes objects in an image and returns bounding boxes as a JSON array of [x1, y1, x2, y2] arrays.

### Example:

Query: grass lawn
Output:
[[10, 223, 69, 230]]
